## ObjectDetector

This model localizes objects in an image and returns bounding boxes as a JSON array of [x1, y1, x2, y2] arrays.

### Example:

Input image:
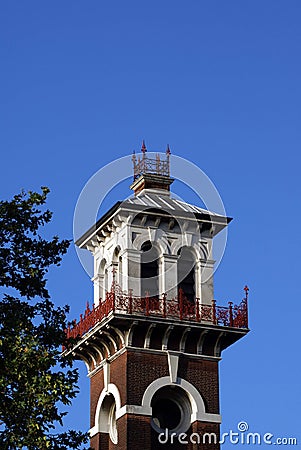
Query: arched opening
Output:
[[151, 386, 192, 435], [98, 393, 118, 444], [97, 258, 107, 302], [177, 247, 196, 303], [104, 268, 108, 298], [141, 241, 159, 297], [112, 247, 123, 293], [153, 398, 181, 429]]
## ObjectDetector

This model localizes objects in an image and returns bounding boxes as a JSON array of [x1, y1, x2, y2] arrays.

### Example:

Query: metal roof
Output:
[[125, 189, 225, 218], [75, 189, 231, 247]]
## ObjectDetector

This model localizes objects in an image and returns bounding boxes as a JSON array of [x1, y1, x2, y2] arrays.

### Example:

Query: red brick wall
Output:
[[90, 351, 128, 427], [191, 422, 220, 450], [91, 422, 220, 450], [90, 432, 109, 450], [89, 349, 220, 449], [126, 414, 152, 448], [110, 351, 127, 405], [90, 369, 104, 428], [126, 350, 168, 405], [177, 356, 219, 413]]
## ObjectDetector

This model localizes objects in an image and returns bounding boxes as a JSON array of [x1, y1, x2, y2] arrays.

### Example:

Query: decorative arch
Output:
[[199, 240, 209, 261], [133, 229, 171, 255], [111, 246, 123, 291], [111, 245, 121, 268], [171, 239, 201, 258], [141, 376, 221, 424], [90, 383, 122, 437], [97, 257, 107, 276], [142, 376, 203, 416], [74, 352, 91, 372], [94, 258, 108, 303], [141, 240, 160, 297]]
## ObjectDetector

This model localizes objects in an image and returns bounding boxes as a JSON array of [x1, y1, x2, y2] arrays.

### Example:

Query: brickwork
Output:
[[90, 433, 108, 450], [90, 351, 127, 427], [89, 349, 220, 449], [177, 356, 219, 413], [90, 369, 104, 428], [110, 351, 127, 405], [126, 350, 168, 405], [191, 422, 220, 450], [91, 422, 220, 450], [127, 414, 152, 448]]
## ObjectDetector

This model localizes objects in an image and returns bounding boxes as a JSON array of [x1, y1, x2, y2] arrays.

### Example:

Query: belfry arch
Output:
[[177, 246, 196, 303], [141, 240, 160, 297]]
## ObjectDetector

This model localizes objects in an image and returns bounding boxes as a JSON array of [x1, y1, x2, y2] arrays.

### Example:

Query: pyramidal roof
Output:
[[76, 143, 231, 248]]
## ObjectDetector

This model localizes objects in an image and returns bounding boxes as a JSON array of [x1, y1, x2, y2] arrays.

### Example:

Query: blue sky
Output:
[[1, 1, 300, 447]]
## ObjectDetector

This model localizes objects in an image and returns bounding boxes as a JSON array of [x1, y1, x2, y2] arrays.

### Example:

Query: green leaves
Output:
[[0, 188, 70, 299], [0, 188, 89, 449]]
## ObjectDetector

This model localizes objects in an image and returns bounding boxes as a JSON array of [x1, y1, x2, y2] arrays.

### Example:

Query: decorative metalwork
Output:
[[110, 266, 125, 297], [200, 304, 213, 322], [132, 141, 171, 181], [216, 306, 230, 326], [66, 287, 249, 340]]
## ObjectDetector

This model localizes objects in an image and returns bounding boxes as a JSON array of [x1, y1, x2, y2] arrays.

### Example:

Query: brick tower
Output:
[[66, 143, 249, 449]]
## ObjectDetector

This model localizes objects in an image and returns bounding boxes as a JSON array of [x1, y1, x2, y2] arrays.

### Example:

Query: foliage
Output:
[[0, 188, 89, 449]]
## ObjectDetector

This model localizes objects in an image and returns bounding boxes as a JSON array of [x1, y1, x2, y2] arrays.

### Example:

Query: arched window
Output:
[[98, 259, 107, 302], [99, 394, 118, 444], [177, 247, 195, 303], [112, 247, 122, 292], [141, 241, 159, 297]]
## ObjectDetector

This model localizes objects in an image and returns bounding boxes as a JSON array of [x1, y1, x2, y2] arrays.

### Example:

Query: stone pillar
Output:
[[121, 249, 141, 296], [161, 254, 178, 298], [200, 259, 214, 305], [92, 274, 104, 306], [195, 259, 202, 301]]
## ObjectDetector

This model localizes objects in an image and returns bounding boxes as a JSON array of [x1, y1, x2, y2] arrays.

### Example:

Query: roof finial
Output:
[[166, 144, 171, 155], [141, 140, 147, 153]]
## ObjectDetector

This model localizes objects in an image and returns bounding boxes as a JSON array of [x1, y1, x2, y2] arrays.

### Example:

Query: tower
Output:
[[66, 144, 249, 449]]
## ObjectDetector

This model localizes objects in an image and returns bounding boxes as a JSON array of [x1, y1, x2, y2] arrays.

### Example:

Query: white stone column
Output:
[[121, 249, 141, 296], [195, 259, 202, 301], [161, 254, 178, 299], [91, 274, 105, 307], [107, 264, 114, 293], [104, 268, 108, 299], [200, 259, 215, 305]]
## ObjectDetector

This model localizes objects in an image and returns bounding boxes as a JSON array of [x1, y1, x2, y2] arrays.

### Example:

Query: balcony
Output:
[[66, 286, 249, 340]]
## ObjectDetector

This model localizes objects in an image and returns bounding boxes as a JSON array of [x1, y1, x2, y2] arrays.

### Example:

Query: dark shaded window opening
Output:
[[151, 385, 192, 434], [177, 247, 195, 303], [141, 241, 159, 297], [152, 398, 181, 430]]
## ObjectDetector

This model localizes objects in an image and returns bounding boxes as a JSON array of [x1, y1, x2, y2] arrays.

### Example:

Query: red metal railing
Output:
[[66, 286, 249, 340]]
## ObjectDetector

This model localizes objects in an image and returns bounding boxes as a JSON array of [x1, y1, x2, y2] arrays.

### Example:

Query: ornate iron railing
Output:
[[132, 144, 171, 181], [66, 287, 249, 340], [133, 156, 170, 180]]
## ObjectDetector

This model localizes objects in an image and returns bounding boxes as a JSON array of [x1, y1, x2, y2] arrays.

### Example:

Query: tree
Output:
[[0, 187, 89, 449]]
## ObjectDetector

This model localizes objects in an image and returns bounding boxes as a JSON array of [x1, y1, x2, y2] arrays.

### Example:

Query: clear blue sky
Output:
[[1, 1, 300, 447]]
